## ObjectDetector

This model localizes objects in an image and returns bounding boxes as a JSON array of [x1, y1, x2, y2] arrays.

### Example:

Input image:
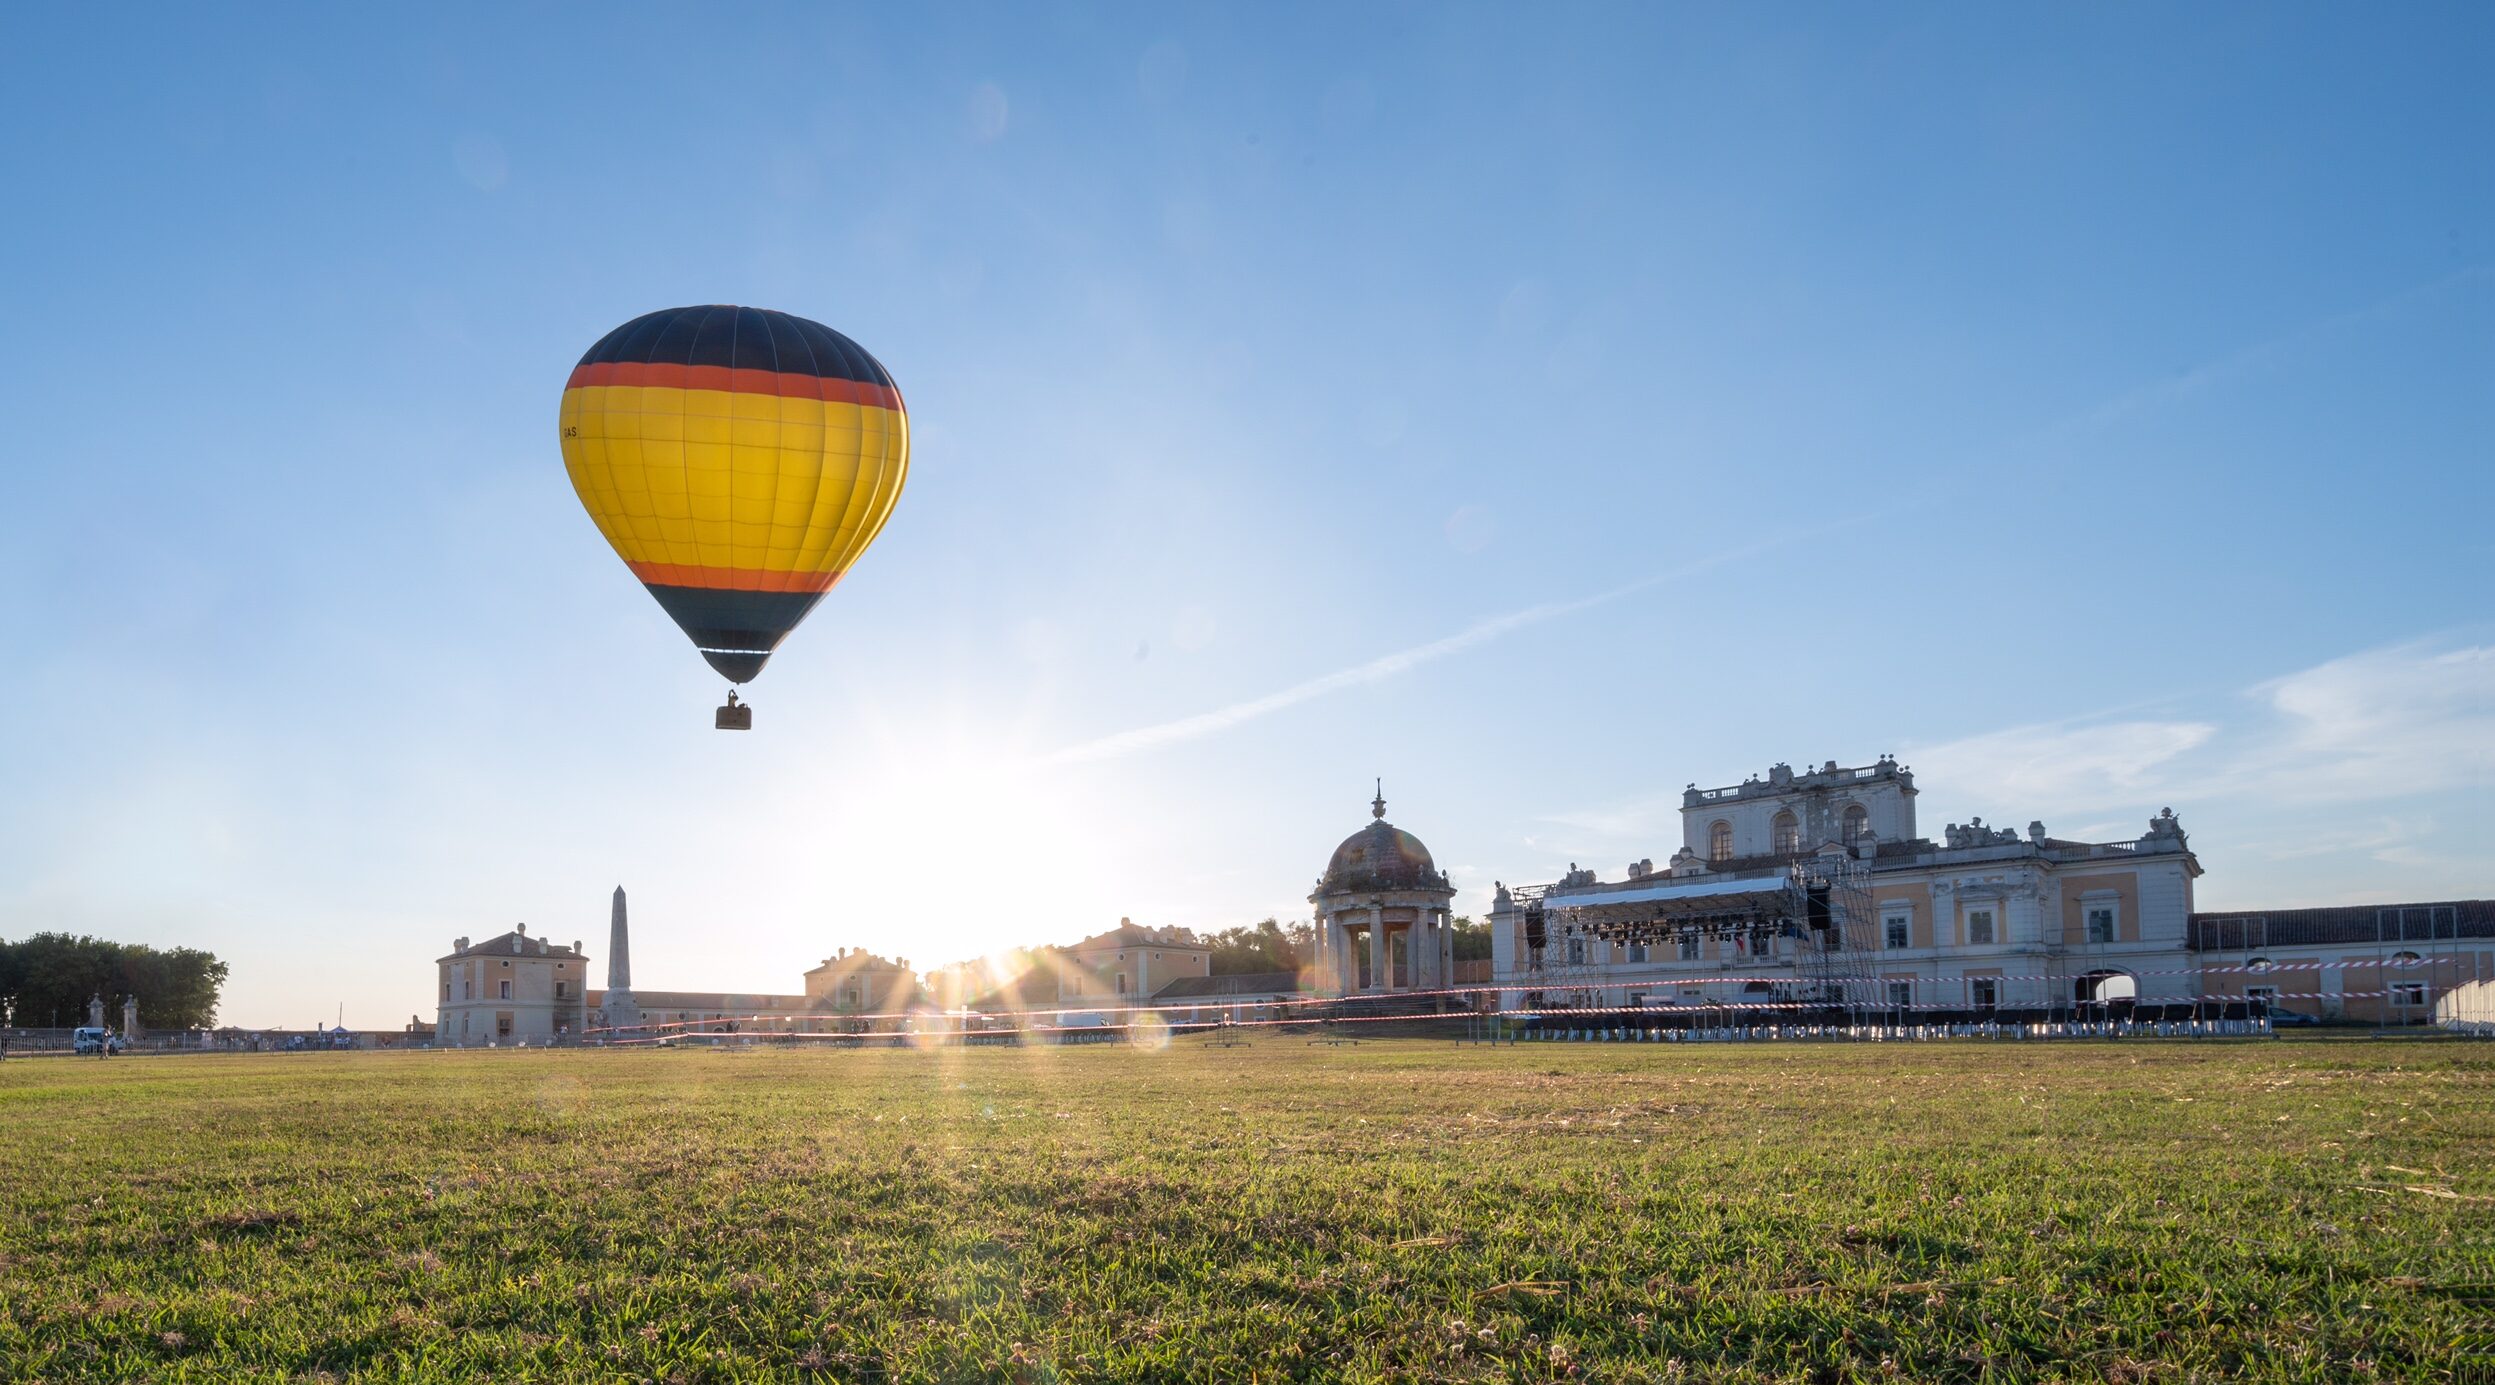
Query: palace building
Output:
[[1486, 756, 2491, 1024]]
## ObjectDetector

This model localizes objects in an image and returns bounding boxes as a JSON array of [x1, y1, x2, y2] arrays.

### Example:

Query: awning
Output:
[[1545, 874, 1791, 911]]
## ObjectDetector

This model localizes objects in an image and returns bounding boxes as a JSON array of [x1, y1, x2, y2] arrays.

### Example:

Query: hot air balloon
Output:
[[558, 305, 909, 728]]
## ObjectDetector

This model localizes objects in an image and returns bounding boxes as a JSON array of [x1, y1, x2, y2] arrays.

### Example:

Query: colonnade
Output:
[[1316, 903, 1455, 996]]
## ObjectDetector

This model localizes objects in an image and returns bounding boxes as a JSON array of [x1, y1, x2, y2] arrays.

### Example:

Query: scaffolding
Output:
[[1790, 852, 1883, 1015]]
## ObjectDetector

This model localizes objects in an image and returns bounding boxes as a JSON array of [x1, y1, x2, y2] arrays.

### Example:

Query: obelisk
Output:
[[604, 886, 643, 1032]]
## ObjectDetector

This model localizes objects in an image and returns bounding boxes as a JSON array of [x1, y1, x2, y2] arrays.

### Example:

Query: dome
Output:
[[1315, 786, 1450, 895]]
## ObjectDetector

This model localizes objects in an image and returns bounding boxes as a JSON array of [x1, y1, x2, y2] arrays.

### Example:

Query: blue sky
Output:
[[1, 5, 2486, 1028]]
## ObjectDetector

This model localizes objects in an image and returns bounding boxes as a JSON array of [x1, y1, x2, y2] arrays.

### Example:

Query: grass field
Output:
[[1, 1037, 2488, 1382]]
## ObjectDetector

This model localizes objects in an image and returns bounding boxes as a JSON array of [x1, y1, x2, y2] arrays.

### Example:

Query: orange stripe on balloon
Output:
[[565, 361, 904, 411], [626, 562, 840, 593]]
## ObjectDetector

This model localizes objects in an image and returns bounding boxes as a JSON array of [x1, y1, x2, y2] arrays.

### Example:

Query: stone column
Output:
[[1376, 918, 1395, 992], [1441, 910, 1456, 991]]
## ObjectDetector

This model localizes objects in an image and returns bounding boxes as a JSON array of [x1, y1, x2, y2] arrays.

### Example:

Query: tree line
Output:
[[0, 934, 229, 1031]]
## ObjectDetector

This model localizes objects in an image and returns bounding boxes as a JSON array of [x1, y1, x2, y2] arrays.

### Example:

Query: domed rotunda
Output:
[[1310, 784, 1458, 999]]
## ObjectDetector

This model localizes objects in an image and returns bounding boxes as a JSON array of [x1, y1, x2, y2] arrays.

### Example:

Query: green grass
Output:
[[1, 1037, 2488, 1382]]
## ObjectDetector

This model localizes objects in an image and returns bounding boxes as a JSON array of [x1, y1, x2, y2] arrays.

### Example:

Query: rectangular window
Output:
[[2086, 906, 2115, 944], [1567, 938, 1586, 965], [1967, 909, 1995, 945], [2246, 985, 2278, 1006], [2392, 983, 2428, 1007], [554, 981, 568, 999], [1626, 943, 1647, 963], [1887, 981, 1912, 1009], [1969, 978, 1998, 1010], [442, 982, 451, 1001], [495, 1014, 512, 1037], [1678, 935, 1700, 961], [1884, 916, 1910, 949], [498, 980, 511, 1000]]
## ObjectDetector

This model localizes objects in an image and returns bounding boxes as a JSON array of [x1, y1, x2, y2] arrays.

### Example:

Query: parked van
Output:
[[71, 1027, 122, 1055]]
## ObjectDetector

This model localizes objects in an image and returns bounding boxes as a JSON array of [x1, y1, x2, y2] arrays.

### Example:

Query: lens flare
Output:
[[1126, 1010, 1172, 1053]]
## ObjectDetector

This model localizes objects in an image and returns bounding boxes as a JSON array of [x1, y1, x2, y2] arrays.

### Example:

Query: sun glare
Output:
[[771, 725, 1120, 968]]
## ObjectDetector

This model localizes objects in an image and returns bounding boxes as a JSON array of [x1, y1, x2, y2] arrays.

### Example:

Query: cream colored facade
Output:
[[802, 948, 921, 1016], [1055, 920, 1210, 1001], [1492, 757, 2207, 1013], [436, 926, 591, 1045], [1490, 757, 2493, 1022]]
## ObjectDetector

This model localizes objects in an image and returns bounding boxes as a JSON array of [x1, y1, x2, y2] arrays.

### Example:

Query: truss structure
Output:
[[1512, 882, 1615, 1009], [1521, 853, 1885, 1017]]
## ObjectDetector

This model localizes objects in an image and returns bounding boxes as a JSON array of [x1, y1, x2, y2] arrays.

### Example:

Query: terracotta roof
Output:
[[1065, 923, 1203, 953], [436, 931, 587, 964], [802, 952, 912, 977]]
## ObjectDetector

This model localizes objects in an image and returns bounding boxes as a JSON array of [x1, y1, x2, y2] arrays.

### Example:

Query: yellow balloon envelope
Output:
[[558, 304, 908, 685]]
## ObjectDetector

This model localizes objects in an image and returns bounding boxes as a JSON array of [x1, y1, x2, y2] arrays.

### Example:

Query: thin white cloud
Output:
[[1537, 795, 1686, 844], [1038, 591, 1621, 767], [1894, 640, 2495, 820], [2044, 266, 2493, 442], [1901, 719, 2218, 816], [2236, 641, 2495, 804], [1507, 633, 2494, 889], [1036, 538, 1806, 767], [2239, 814, 2432, 864]]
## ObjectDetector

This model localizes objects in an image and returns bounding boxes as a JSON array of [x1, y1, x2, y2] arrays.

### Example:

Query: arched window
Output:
[[2247, 957, 2272, 973], [2391, 950, 2421, 965], [1709, 821, 1732, 862], [1771, 811, 1799, 854], [1842, 804, 1869, 841]]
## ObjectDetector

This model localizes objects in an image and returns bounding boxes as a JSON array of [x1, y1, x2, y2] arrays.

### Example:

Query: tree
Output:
[[1206, 918, 1308, 976], [1450, 916, 1494, 962], [0, 933, 227, 1030]]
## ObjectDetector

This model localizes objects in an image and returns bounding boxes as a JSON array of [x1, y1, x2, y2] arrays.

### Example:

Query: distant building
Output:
[[435, 925, 590, 1045], [1053, 920, 1209, 1001], [1489, 756, 2493, 1022], [432, 890, 903, 1045], [1309, 784, 1458, 999], [585, 988, 810, 1032], [2191, 899, 2492, 1025], [802, 948, 921, 1017]]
